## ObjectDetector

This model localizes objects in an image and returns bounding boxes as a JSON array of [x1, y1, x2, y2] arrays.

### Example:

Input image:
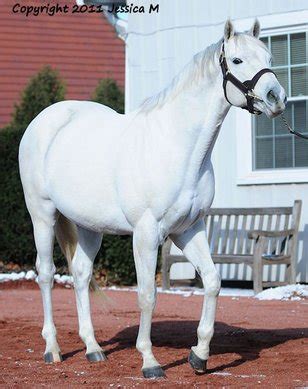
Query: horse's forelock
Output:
[[233, 32, 271, 56]]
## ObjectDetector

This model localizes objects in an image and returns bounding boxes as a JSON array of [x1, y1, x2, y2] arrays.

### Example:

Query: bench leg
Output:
[[253, 236, 267, 295], [162, 259, 171, 290], [253, 261, 263, 295], [286, 261, 296, 285]]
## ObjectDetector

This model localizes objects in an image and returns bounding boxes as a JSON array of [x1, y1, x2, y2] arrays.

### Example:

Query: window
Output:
[[253, 32, 308, 170]]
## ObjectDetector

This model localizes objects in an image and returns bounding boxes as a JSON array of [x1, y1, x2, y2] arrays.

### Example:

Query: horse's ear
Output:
[[249, 19, 260, 38], [224, 19, 235, 41]]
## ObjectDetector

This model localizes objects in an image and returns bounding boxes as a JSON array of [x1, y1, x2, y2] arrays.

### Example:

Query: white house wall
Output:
[[126, 0, 308, 282]]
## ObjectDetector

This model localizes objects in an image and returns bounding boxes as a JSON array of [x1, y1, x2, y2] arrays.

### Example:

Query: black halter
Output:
[[219, 42, 276, 115], [219, 42, 308, 140]]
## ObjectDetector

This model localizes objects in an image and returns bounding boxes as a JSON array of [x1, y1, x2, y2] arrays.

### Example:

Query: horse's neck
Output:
[[148, 58, 230, 175]]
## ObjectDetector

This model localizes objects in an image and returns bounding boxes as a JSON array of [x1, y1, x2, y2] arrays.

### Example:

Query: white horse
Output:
[[19, 20, 286, 378]]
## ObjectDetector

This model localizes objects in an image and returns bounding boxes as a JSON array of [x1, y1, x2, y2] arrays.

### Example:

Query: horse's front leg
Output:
[[133, 213, 165, 379], [171, 218, 221, 373]]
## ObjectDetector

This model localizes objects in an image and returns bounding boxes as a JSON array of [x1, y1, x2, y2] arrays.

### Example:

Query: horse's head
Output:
[[222, 19, 286, 118]]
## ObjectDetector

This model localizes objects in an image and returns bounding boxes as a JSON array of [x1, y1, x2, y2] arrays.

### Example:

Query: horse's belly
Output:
[[48, 175, 132, 234]]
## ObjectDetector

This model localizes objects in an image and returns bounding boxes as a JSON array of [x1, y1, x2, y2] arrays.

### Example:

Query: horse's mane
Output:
[[140, 39, 222, 113]]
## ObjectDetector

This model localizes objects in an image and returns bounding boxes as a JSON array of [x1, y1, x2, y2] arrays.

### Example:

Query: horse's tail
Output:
[[54, 213, 104, 296]]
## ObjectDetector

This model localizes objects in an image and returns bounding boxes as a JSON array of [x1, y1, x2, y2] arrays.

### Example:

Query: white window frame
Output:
[[235, 10, 308, 185]]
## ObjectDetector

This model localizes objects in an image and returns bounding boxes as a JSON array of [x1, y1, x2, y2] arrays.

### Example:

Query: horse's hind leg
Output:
[[171, 218, 221, 374], [32, 207, 62, 363], [71, 227, 105, 362]]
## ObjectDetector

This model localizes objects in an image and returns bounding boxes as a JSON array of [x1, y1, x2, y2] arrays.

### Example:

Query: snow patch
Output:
[[25, 270, 36, 281], [54, 274, 73, 285], [255, 284, 308, 301], [0, 272, 26, 282], [106, 285, 254, 297], [0, 271, 73, 285]]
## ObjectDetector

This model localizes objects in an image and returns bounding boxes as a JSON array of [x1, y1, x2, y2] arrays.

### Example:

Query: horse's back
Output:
[[19, 100, 119, 168], [20, 100, 116, 153]]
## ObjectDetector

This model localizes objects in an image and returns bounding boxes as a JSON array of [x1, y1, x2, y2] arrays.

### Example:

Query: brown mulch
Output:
[[0, 282, 307, 388]]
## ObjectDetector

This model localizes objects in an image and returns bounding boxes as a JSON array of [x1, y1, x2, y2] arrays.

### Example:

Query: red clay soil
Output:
[[0, 282, 307, 388]]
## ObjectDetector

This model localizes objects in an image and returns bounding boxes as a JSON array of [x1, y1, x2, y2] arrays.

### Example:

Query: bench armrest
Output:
[[248, 229, 295, 240]]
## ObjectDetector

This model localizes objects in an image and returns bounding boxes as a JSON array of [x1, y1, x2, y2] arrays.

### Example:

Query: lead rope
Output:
[[281, 114, 308, 141]]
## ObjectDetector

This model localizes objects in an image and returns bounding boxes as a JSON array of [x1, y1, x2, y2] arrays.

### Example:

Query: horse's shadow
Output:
[[63, 320, 307, 373]]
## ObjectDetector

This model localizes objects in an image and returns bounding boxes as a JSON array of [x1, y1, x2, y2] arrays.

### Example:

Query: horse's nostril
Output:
[[284, 95, 287, 104], [267, 90, 277, 103]]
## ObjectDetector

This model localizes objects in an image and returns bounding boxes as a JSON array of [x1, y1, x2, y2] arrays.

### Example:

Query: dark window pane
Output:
[[275, 136, 293, 168], [291, 66, 307, 97], [295, 137, 308, 167], [275, 68, 289, 96], [255, 112, 272, 136], [255, 137, 273, 169], [271, 35, 288, 66], [291, 33, 306, 65], [275, 104, 292, 135], [261, 37, 269, 48], [294, 101, 307, 132], [294, 101, 308, 166]]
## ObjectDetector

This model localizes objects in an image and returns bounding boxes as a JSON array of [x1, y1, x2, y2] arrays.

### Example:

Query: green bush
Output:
[[0, 67, 66, 268], [0, 128, 33, 265], [12, 66, 66, 128], [92, 78, 125, 114], [97, 236, 135, 285]]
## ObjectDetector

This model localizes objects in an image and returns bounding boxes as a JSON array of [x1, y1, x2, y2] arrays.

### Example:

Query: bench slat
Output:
[[229, 215, 239, 254], [212, 254, 253, 264], [266, 215, 273, 254], [208, 214, 215, 245], [274, 214, 281, 254], [213, 215, 223, 253], [238, 215, 247, 254], [221, 215, 231, 254], [247, 214, 256, 254], [207, 207, 293, 216]]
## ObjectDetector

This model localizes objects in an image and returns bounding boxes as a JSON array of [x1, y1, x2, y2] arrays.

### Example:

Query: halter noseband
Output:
[[219, 42, 275, 115]]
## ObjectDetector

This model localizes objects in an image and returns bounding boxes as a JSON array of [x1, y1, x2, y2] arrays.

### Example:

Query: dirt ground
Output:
[[0, 282, 307, 388]]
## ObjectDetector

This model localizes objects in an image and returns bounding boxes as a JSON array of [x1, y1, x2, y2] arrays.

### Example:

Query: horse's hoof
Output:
[[142, 366, 166, 379], [86, 350, 107, 362], [44, 351, 63, 363], [188, 350, 207, 374]]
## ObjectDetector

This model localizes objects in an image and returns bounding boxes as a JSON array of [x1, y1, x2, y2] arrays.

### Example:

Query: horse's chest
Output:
[[164, 169, 215, 234]]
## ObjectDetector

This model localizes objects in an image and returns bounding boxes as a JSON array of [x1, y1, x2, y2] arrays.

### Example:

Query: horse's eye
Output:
[[232, 58, 243, 64]]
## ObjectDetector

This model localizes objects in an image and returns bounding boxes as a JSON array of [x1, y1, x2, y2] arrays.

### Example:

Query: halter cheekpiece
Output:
[[219, 42, 275, 115]]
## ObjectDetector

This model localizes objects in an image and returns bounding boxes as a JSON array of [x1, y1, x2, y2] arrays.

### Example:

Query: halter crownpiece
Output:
[[219, 42, 275, 115]]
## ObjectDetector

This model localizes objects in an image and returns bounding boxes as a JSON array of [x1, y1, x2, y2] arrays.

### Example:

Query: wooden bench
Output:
[[161, 200, 302, 294]]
